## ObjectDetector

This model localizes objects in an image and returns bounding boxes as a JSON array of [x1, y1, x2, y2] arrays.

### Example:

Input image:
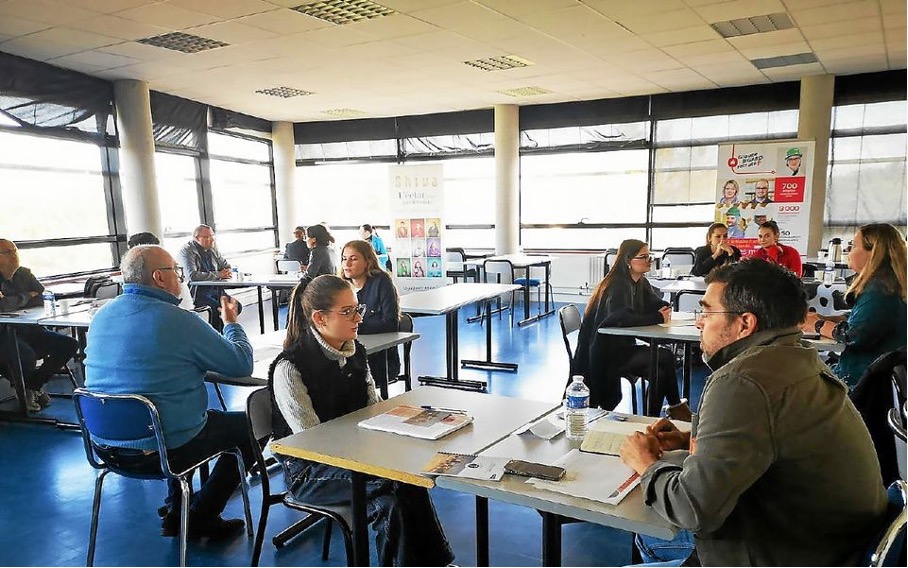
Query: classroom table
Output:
[[599, 316, 845, 402], [212, 329, 421, 399], [190, 273, 301, 334], [470, 254, 558, 326], [399, 283, 521, 391], [435, 410, 679, 566], [270, 386, 558, 567]]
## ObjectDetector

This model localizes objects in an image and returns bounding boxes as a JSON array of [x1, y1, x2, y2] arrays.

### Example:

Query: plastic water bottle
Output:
[[661, 257, 672, 279], [232, 266, 241, 282], [565, 375, 590, 441], [823, 258, 835, 285], [42, 290, 56, 317]]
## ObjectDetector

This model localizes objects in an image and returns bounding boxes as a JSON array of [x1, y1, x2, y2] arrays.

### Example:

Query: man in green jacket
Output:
[[620, 260, 887, 566]]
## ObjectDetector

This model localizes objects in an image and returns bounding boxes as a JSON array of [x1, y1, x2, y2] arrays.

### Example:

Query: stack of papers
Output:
[[358, 405, 473, 440], [421, 452, 509, 481], [514, 408, 609, 440], [526, 449, 640, 505]]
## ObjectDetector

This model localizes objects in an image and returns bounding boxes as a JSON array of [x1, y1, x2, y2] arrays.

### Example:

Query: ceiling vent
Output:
[[322, 108, 368, 118], [711, 12, 795, 38], [498, 86, 552, 97], [292, 0, 394, 25], [464, 55, 534, 72], [750, 52, 819, 69], [255, 87, 314, 98], [137, 32, 229, 53]]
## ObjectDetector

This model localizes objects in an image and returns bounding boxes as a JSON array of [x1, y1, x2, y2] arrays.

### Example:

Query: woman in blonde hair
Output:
[[802, 223, 907, 388]]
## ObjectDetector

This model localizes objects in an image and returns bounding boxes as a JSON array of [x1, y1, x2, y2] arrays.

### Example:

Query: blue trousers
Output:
[[635, 530, 695, 564]]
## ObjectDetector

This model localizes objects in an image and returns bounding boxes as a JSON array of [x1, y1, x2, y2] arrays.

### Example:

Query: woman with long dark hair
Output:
[[340, 239, 402, 389], [691, 222, 741, 276], [300, 224, 337, 281], [572, 239, 682, 415], [802, 223, 907, 388], [268, 275, 453, 566]]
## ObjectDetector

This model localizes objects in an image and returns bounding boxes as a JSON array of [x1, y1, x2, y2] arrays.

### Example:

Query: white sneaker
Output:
[[24, 390, 41, 412]]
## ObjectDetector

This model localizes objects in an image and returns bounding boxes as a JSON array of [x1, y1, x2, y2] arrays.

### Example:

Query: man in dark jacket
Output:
[[620, 260, 887, 566], [0, 239, 78, 412], [283, 226, 310, 267]]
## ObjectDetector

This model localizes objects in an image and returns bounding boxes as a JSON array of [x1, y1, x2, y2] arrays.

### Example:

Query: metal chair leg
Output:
[[179, 479, 192, 567], [233, 449, 254, 537], [321, 521, 333, 560], [86, 469, 109, 567]]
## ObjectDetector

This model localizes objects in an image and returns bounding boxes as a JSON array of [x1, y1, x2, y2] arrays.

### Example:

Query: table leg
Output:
[[350, 471, 369, 566], [256, 286, 265, 335], [476, 496, 489, 567], [378, 349, 389, 400], [517, 262, 556, 327], [417, 309, 486, 391], [0, 327, 60, 427], [523, 268, 531, 322], [682, 343, 692, 400], [648, 340, 659, 416], [270, 287, 280, 331], [462, 298, 518, 372], [541, 511, 562, 567]]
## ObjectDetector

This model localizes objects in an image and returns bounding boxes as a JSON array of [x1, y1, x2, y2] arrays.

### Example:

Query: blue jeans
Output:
[[283, 457, 454, 567], [636, 530, 695, 564]]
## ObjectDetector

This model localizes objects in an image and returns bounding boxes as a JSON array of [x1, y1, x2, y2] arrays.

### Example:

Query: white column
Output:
[[798, 74, 835, 256], [494, 104, 520, 254], [272, 121, 296, 246], [113, 80, 162, 237]]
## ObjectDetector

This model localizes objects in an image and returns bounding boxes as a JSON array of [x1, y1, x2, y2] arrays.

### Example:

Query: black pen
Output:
[[420, 405, 467, 415]]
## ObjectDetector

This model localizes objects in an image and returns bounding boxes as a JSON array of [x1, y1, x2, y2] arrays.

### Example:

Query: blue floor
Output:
[[1, 298, 707, 567]]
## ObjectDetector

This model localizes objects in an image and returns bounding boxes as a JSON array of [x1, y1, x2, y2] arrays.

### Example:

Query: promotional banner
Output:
[[715, 140, 814, 256], [389, 164, 445, 293]]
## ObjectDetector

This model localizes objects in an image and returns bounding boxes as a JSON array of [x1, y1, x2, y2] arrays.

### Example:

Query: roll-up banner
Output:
[[389, 164, 446, 293]]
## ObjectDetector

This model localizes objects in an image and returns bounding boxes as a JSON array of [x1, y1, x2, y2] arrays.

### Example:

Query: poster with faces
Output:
[[389, 164, 446, 293], [715, 141, 814, 257]]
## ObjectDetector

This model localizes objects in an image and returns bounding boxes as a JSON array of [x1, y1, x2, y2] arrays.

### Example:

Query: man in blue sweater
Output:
[[85, 245, 255, 540]]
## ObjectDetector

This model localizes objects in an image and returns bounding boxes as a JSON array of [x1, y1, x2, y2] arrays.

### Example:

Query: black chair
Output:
[[73, 389, 252, 567], [865, 480, 906, 567], [660, 248, 696, 274], [603, 248, 619, 277], [246, 388, 353, 566], [887, 406, 907, 481]]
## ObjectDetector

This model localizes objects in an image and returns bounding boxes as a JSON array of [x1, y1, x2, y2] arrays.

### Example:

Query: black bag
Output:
[[83, 275, 114, 298]]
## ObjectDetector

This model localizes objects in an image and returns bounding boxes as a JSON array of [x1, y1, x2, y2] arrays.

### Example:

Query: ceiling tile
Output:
[[0, 15, 54, 37], [46, 50, 140, 70], [640, 25, 720, 47], [68, 14, 171, 41], [237, 8, 330, 34], [300, 26, 380, 47], [758, 61, 827, 80], [346, 13, 441, 39], [115, 3, 221, 30], [22, 27, 124, 50], [738, 40, 813, 60], [809, 32, 884, 52], [186, 21, 279, 44], [879, 0, 906, 14], [65, 0, 160, 13], [168, 0, 278, 19], [726, 28, 806, 50], [618, 9, 708, 34], [0, 35, 88, 60], [789, 0, 879, 26], [799, 18, 880, 40], [408, 1, 498, 28], [692, 0, 788, 24], [473, 0, 577, 18], [0, 0, 102, 25]]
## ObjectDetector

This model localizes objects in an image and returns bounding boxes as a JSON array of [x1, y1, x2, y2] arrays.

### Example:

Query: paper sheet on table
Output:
[[514, 408, 608, 440], [580, 419, 649, 456], [526, 449, 640, 505], [659, 311, 696, 327]]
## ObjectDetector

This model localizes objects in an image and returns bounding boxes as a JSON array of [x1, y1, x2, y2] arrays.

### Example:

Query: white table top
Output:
[[271, 387, 559, 488], [189, 274, 301, 288], [598, 321, 844, 354], [435, 410, 678, 539], [467, 254, 558, 268], [649, 278, 707, 293], [400, 283, 520, 315]]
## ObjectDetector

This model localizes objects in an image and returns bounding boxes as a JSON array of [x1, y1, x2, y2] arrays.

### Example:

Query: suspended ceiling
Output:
[[0, 0, 904, 122]]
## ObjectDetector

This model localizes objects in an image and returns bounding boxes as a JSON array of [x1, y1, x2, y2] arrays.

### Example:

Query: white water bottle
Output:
[[823, 258, 835, 285], [42, 290, 56, 317], [565, 375, 590, 441], [661, 258, 672, 279]]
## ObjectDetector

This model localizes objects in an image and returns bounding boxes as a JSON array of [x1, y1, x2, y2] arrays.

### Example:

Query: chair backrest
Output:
[[867, 480, 907, 567], [675, 290, 705, 313], [887, 407, 907, 481], [893, 364, 906, 412], [84, 275, 114, 298], [398, 312, 413, 333], [603, 248, 619, 276], [483, 259, 515, 285], [661, 247, 696, 268], [558, 304, 582, 369], [94, 281, 122, 299], [246, 387, 274, 446], [72, 388, 174, 477], [807, 281, 849, 316], [276, 259, 301, 274], [193, 305, 217, 327], [445, 250, 465, 274]]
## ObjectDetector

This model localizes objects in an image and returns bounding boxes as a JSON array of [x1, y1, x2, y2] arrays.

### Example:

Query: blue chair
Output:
[[73, 389, 252, 567], [867, 480, 906, 566]]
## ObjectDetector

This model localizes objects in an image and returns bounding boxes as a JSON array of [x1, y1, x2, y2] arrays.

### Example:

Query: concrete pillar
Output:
[[798, 74, 835, 256], [272, 121, 296, 246], [494, 104, 520, 254], [113, 80, 162, 237]]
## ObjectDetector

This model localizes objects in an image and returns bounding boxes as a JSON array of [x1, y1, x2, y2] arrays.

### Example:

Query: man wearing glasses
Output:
[[745, 179, 773, 209], [620, 260, 886, 566], [84, 245, 255, 540], [0, 239, 79, 412], [179, 224, 241, 331]]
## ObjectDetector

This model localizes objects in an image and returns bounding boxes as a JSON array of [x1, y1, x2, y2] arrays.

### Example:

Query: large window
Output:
[[155, 151, 200, 236], [0, 129, 116, 276], [825, 101, 907, 243]]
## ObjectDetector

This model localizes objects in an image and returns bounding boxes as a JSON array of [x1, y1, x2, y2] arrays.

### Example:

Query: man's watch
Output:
[[815, 319, 825, 334]]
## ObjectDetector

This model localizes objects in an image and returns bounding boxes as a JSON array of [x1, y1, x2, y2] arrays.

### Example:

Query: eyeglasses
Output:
[[755, 186, 769, 191], [155, 266, 185, 282], [693, 309, 744, 322], [320, 304, 367, 320], [631, 254, 655, 263]]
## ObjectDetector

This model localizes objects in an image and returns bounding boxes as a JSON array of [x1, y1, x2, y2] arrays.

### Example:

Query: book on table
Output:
[[357, 404, 473, 440], [420, 452, 509, 481]]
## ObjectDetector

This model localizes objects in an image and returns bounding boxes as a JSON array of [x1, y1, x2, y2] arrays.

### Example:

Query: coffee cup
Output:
[[58, 299, 71, 315]]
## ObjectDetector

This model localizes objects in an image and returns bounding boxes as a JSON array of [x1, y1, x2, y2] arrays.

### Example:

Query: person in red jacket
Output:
[[753, 220, 802, 276]]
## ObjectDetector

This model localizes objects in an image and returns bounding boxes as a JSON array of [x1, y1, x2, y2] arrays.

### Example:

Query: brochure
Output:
[[420, 452, 509, 481], [526, 449, 640, 506], [357, 404, 473, 440]]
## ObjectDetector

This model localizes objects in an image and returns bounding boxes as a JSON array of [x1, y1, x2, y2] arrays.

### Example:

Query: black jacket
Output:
[[690, 245, 741, 277], [571, 276, 668, 409]]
